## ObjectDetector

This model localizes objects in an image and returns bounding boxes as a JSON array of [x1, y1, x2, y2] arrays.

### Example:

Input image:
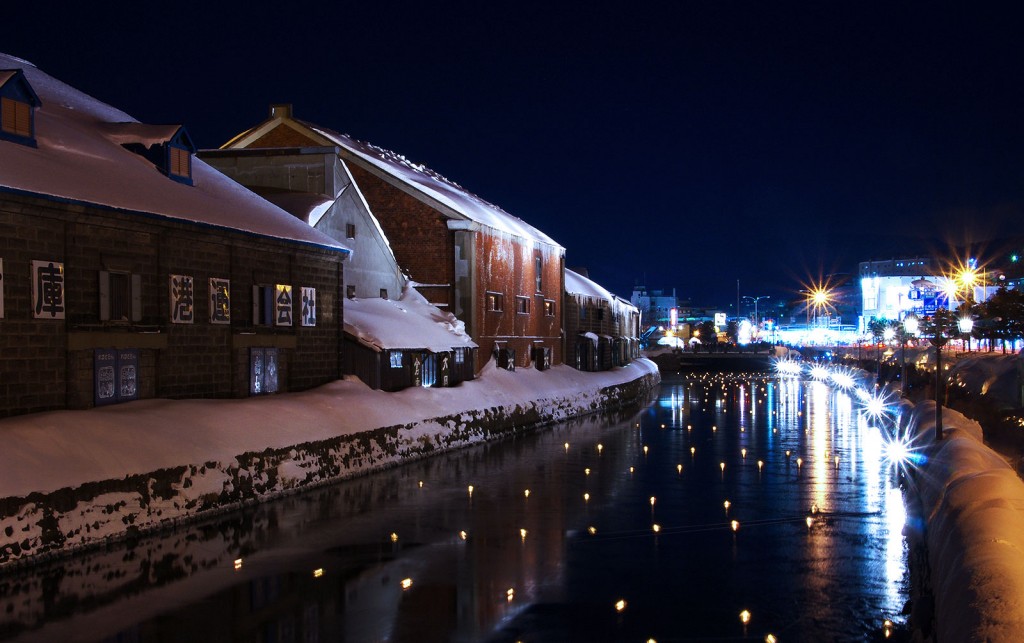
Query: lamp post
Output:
[[902, 316, 919, 396], [742, 295, 770, 331], [929, 319, 948, 441]]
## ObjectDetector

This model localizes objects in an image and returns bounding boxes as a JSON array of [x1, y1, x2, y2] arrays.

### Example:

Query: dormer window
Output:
[[0, 69, 41, 147], [102, 122, 196, 185]]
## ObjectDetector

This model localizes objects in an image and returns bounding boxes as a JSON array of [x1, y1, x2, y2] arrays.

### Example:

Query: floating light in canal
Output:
[[615, 599, 627, 612], [629, 466, 635, 474], [723, 499, 731, 512], [785, 450, 791, 458], [507, 588, 515, 602], [740, 609, 751, 624], [731, 520, 739, 532], [713, 425, 717, 432], [459, 530, 467, 540], [233, 558, 243, 570], [520, 528, 528, 541], [649, 496, 656, 506], [418, 480, 423, 488], [883, 619, 894, 638], [741, 448, 747, 458], [806, 516, 814, 529], [585, 467, 591, 475], [660, 423, 666, 428], [766, 634, 777, 643], [598, 443, 604, 453], [468, 485, 474, 497], [390, 532, 398, 543], [687, 424, 692, 431], [834, 455, 840, 468], [644, 445, 649, 455], [652, 523, 661, 533], [677, 464, 683, 474], [313, 568, 324, 578], [690, 446, 696, 456], [811, 503, 819, 514], [797, 457, 803, 469], [564, 442, 570, 452], [757, 460, 764, 472], [401, 577, 413, 590], [588, 526, 597, 535], [584, 492, 590, 502], [524, 489, 530, 498], [720, 462, 726, 472]]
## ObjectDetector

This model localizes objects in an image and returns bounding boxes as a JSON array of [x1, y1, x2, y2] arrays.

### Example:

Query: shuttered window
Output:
[[1, 97, 31, 137], [99, 271, 142, 322], [169, 146, 191, 179]]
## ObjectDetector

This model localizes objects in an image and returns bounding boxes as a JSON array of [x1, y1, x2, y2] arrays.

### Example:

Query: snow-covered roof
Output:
[[0, 53, 347, 253], [307, 124, 563, 249], [344, 285, 477, 353], [565, 268, 616, 301]]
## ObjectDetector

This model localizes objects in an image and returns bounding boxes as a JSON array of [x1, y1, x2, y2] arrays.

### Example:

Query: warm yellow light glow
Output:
[[757, 460, 764, 472], [652, 523, 661, 533], [629, 466, 635, 474], [797, 457, 803, 468], [390, 532, 398, 543], [740, 609, 751, 624], [313, 568, 324, 578], [731, 520, 739, 532], [418, 480, 423, 488], [468, 485, 474, 496], [507, 587, 515, 602], [597, 443, 604, 452], [459, 530, 467, 540], [677, 464, 683, 474], [585, 467, 591, 475], [785, 450, 791, 458], [588, 526, 597, 535], [741, 448, 747, 458], [650, 496, 656, 506], [584, 492, 590, 502], [520, 528, 528, 540], [524, 489, 530, 498], [724, 499, 731, 512], [233, 558, 243, 570], [806, 516, 814, 529], [564, 442, 570, 451], [691, 446, 696, 456], [401, 577, 413, 589], [615, 599, 627, 612], [720, 462, 726, 472], [766, 635, 777, 643], [644, 445, 650, 455]]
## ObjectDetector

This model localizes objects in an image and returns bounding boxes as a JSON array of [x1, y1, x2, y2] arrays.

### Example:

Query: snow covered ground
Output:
[[874, 350, 1024, 642], [0, 359, 659, 564]]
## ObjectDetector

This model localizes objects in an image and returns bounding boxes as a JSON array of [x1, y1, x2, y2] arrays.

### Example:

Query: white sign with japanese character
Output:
[[169, 274, 194, 323], [31, 260, 65, 319], [209, 278, 230, 324], [300, 286, 316, 327]]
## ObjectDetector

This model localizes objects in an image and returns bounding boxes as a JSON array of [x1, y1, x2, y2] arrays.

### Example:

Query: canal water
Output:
[[0, 371, 909, 642]]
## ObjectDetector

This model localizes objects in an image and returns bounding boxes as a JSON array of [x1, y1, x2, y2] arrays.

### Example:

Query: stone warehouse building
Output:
[[564, 268, 641, 371], [209, 106, 565, 371], [0, 55, 349, 418]]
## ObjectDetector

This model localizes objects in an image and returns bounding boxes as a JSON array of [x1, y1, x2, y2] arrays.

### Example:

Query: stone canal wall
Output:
[[0, 364, 659, 568]]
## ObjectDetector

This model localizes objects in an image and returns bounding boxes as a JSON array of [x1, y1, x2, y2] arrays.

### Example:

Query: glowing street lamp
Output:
[[958, 316, 974, 352], [901, 316, 919, 396]]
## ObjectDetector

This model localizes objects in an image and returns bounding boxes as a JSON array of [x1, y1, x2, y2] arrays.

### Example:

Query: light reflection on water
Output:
[[0, 371, 910, 642]]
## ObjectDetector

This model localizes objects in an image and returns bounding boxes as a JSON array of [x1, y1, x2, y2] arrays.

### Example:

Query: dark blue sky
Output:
[[6, 3, 1023, 306]]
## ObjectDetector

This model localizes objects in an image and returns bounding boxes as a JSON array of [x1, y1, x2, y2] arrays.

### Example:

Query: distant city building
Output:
[[630, 286, 677, 327]]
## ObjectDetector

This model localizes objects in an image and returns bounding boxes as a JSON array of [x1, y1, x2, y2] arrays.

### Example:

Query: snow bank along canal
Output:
[[0, 371, 911, 641]]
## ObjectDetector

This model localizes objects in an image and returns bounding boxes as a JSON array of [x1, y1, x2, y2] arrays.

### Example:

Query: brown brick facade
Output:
[[0, 191, 343, 418]]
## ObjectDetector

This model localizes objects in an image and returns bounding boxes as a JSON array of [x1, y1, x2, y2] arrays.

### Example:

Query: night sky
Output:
[[5, 3, 1023, 307]]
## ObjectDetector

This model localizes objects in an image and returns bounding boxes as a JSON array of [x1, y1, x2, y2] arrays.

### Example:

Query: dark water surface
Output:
[[0, 372, 909, 642]]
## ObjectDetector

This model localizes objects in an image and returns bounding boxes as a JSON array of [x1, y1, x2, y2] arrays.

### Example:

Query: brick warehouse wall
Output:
[[0, 191, 343, 418], [345, 164, 453, 308], [345, 162, 565, 370]]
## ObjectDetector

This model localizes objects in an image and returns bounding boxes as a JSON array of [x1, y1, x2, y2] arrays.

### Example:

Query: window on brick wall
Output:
[[346, 223, 356, 239], [99, 270, 142, 322], [535, 251, 543, 292], [487, 292, 503, 312], [347, 285, 356, 299], [516, 296, 530, 315], [544, 299, 555, 316]]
